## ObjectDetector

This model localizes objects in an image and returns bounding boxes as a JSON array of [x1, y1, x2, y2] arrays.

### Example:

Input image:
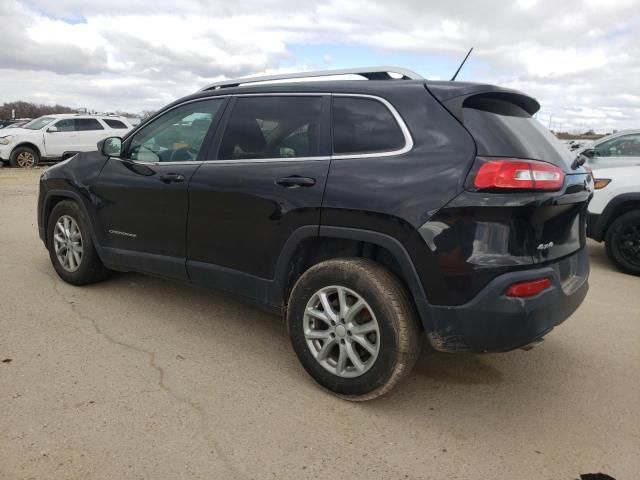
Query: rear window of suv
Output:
[[461, 96, 573, 169], [103, 119, 128, 129], [332, 97, 405, 155], [75, 118, 104, 131]]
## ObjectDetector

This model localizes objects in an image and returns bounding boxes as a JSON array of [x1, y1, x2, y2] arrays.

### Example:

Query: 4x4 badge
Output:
[[537, 242, 555, 250]]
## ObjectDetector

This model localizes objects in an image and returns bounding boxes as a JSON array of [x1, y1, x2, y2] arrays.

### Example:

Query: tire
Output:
[[604, 210, 640, 276], [287, 258, 421, 401], [9, 146, 39, 168], [47, 200, 110, 285]]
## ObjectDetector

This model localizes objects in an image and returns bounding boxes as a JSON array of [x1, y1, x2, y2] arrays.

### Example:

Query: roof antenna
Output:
[[450, 47, 473, 81]]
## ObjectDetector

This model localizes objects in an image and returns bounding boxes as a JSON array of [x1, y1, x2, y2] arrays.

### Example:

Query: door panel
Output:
[[186, 94, 330, 294], [45, 131, 79, 156], [92, 158, 199, 280], [91, 97, 227, 280], [187, 159, 330, 280]]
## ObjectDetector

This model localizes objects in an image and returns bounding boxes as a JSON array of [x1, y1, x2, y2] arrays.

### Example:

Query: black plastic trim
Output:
[[428, 247, 589, 353], [588, 193, 640, 242]]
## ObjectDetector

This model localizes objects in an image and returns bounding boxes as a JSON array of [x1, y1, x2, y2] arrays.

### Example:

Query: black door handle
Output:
[[159, 173, 185, 183], [276, 176, 316, 188]]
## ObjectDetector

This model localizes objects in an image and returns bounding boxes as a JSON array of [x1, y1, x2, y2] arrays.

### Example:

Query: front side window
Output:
[[332, 97, 405, 155], [595, 134, 640, 157], [218, 96, 323, 160], [75, 118, 104, 131], [127, 99, 224, 163], [54, 119, 75, 132]]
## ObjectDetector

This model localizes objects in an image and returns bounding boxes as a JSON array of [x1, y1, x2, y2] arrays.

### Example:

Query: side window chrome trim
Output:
[[331, 93, 414, 159], [131, 157, 331, 166], [128, 93, 413, 166]]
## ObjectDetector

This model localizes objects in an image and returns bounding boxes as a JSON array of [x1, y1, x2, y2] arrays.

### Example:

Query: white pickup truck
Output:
[[0, 114, 133, 167]]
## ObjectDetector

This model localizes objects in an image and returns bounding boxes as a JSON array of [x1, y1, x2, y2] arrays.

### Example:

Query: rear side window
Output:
[[461, 96, 573, 168], [75, 118, 104, 131], [219, 96, 323, 160], [103, 119, 127, 129], [332, 97, 405, 155]]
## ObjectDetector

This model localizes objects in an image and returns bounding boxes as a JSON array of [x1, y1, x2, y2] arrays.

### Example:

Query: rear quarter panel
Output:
[[322, 83, 477, 305]]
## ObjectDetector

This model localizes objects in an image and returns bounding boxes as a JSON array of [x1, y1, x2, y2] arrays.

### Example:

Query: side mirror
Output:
[[46, 126, 58, 133], [582, 148, 596, 158], [99, 136, 122, 158]]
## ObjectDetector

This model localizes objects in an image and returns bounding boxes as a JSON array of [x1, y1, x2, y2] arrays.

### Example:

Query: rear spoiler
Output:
[[425, 81, 540, 121]]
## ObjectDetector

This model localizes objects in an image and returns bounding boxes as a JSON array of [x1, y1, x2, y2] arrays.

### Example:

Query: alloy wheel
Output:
[[53, 215, 84, 272], [303, 285, 380, 378], [16, 151, 36, 168]]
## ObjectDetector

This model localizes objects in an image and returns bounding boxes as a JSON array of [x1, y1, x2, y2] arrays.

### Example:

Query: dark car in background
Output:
[[0, 119, 31, 129], [37, 67, 592, 400]]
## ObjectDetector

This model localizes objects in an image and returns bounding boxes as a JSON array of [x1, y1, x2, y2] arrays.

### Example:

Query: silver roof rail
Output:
[[199, 66, 424, 91]]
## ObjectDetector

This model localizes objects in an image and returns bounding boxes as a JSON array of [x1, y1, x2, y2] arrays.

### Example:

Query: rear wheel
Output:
[[47, 200, 110, 285], [605, 210, 640, 276], [9, 146, 39, 168], [287, 258, 421, 401]]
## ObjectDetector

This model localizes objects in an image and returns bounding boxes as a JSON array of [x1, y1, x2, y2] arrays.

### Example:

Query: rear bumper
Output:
[[425, 247, 589, 353]]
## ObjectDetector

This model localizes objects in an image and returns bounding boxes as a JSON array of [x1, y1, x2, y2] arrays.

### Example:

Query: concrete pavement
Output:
[[1, 167, 638, 479]]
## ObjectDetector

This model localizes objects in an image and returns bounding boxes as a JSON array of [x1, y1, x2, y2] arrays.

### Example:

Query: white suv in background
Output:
[[579, 129, 640, 169], [0, 114, 133, 167], [587, 165, 640, 276]]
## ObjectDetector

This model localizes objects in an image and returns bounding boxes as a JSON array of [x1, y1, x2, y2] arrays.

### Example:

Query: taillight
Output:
[[505, 278, 552, 298], [473, 158, 565, 191]]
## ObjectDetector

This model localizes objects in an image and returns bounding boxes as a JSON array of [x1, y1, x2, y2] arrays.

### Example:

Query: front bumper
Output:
[[426, 247, 590, 353], [0, 144, 11, 161]]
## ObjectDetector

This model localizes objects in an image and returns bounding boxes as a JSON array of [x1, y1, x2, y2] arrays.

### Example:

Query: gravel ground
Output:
[[1, 167, 638, 480]]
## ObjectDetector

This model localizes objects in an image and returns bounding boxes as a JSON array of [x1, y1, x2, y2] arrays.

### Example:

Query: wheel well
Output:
[[13, 142, 42, 159], [42, 195, 75, 244], [283, 236, 422, 329], [604, 200, 640, 237]]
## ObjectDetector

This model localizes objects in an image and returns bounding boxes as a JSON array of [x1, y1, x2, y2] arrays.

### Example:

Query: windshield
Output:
[[23, 117, 56, 130]]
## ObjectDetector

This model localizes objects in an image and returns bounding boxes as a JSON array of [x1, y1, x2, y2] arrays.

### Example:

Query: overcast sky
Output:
[[1, 0, 638, 132]]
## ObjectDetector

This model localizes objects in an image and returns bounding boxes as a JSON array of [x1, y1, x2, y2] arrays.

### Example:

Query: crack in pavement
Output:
[[30, 263, 247, 480]]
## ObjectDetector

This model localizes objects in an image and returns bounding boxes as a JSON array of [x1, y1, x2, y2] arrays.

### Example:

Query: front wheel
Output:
[[287, 258, 421, 401], [47, 200, 110, 285], [605, 210, 640, 276], [9, 146, 39, 168]]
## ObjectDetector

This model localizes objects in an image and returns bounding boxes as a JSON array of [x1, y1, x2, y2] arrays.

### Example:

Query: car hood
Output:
[[0, 127, 32, 136]]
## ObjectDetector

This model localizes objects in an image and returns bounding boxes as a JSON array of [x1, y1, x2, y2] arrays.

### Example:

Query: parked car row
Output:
[[0, 114, 133, 167], [0, 119, 31, 129]]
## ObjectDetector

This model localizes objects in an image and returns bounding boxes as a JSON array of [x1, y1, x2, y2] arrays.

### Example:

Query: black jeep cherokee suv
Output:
[[38, 67, 592, 400]]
